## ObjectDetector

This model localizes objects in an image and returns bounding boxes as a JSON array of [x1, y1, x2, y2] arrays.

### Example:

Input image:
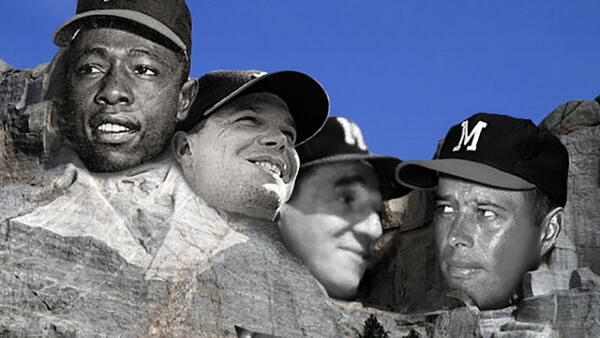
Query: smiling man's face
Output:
[[64, 27, 191, 172], [175, 92, 299, 220], [279, 161, 383, 300], [434, 176, 543, 309]]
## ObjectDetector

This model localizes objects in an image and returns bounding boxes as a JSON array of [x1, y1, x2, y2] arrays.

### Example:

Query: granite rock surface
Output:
[[2, 61, 600, 337]]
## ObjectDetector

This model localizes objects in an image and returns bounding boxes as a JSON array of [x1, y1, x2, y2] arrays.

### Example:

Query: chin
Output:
[[81, 153, 142, 173], [471, 294, 512, 310], [445, 279, 511, 310], [315, 265, 362, 300], [219, 185, 283, 221], [323, 278, 360, 300], [242, 183, 286, 220]]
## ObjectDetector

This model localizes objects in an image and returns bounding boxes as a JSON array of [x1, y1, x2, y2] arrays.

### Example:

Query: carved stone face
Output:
[[175, 92, 299, 221], [434, 176, 543, 310], [64, 27, 194, 172], [279, 161, 383, 300]]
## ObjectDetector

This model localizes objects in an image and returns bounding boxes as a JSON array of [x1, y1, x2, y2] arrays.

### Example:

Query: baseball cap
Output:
[[182, 70, 329, 146], [395, 113, 569, 206], [53, 0, 192, 56], [298, 116, 411, 200]]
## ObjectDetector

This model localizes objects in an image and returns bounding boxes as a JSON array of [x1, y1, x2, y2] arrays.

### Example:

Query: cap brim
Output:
[[203, 71, 329, 146], [395, 159, 536, 191], [53, 9, 187, 52], [302, 154, 411, 200]]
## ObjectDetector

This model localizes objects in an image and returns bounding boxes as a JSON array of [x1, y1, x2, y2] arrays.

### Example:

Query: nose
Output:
[[258, 130, 288, 150], [94, 68, 134, 106], [447, 213, 475, 248], [354, 212, 383, 241]]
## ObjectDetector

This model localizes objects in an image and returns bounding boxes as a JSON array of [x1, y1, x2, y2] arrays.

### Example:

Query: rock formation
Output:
[[2, 59, 600, 337], [540, 98, 600, 276]]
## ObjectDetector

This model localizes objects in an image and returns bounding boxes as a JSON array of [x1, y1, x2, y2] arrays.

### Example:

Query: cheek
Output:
[[494, 226, 541, 273], [191, 145, 223, 177], [281, 213, 329, 259], [480, 228, 531, 286], [434, 221, 450, 252], [66, 87, 93, 114], [287, 149, 300, 175], [297, 214, 340, 253]]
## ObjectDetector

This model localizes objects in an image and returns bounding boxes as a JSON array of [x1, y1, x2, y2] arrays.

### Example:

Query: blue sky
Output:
[[1, 1, 599, 160]]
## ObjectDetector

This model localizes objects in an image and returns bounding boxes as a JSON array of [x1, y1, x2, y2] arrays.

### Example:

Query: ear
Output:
[[176, 77, 198, 122], [172, 130, 192, 166], [539, 207, 563, 257]]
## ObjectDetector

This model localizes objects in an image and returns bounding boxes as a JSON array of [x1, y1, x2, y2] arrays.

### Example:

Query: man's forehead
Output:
[[215, 92, 293, 121], [309, 162, 377, 186], [70, 27, 176, 57], [437, 175, 527, 205]]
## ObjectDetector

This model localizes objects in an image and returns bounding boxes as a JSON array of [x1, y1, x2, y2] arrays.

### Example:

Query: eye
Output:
[[282, 129, 297, 143], [435, 203, 454, 215], [338, 193, 355, 206], [441, 205, 454, 213], [133, 65, 158, 76], [479, 209, 497, 219], [234, 115, 259, 125], [77, 64, 103, 75]]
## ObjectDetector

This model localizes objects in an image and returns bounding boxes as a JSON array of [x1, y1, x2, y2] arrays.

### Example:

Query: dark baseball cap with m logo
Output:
[[395, 113, 569, 207]]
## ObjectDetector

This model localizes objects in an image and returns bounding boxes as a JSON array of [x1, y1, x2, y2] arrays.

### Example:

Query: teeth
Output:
[[254, 161, 282, 178], [97, 123, 131, 133]]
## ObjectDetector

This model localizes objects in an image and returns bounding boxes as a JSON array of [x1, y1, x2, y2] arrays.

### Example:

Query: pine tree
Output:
[[356, 314, 390, 338]]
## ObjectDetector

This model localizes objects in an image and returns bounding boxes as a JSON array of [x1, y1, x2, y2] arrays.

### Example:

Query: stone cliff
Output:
[[1, 59, 600, 337]]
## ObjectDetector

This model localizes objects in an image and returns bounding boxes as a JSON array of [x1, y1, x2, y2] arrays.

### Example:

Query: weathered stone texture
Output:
[[0, 221, 163, 336], [1, 198, 357, 337], [0, 59, 13, 74], [0, 56, 62, 185], [3, 61, 600, 337], [363, 189, 445, 313], [541, 99, 600, 276], [516, 290, 600, 338], [0, 155, 357, 336]]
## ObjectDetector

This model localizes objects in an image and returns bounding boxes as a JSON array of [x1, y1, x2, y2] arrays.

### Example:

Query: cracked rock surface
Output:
[[3, 62, 600, 337]]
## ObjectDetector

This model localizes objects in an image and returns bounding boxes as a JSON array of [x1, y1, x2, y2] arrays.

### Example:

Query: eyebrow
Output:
[[76, 47, 108, 59], [228, 105, 296, 127], [474, 199, 508, 211], [434, 193, 451, 201], [334, 175, 367, 188], [434, 192, 509, 211], [129, 48, 172, 69]]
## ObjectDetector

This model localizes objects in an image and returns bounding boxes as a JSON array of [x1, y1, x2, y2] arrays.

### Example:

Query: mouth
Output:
[[91, 116, 140, 145], [339, 244, 374, 261], [247, 156, 290, 182], [445, 261, 483, 279]]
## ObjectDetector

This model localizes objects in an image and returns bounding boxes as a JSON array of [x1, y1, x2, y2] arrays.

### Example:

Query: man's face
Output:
[[279, 162, 383, 300], [177, 92, 299, 220], [65, 27, 188, 172], [434, 176, 543, 309]]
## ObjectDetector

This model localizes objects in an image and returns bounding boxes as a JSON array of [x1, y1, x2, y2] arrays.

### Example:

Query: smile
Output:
[[93, 122, 138, 144], [254, 161, 283, 178], [97, 123, 132, 133], [247, 156, 290, 182]]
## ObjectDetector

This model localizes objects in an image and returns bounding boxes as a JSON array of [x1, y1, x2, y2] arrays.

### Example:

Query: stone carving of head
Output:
[[55, 0, 197, 172], [396, 112, 569, 310], [173, 70, 329, 221], [279, 117, 411, 300]]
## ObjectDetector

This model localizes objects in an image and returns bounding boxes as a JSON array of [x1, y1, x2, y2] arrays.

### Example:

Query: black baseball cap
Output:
[[298, 116, 411, 200], [181, 70, 329, 146], [53, 0, 192, 56], [395, 113, 569, 207]]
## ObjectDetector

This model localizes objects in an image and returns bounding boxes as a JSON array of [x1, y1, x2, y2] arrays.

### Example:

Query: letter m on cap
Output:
[[452, 120, 488, 152]]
